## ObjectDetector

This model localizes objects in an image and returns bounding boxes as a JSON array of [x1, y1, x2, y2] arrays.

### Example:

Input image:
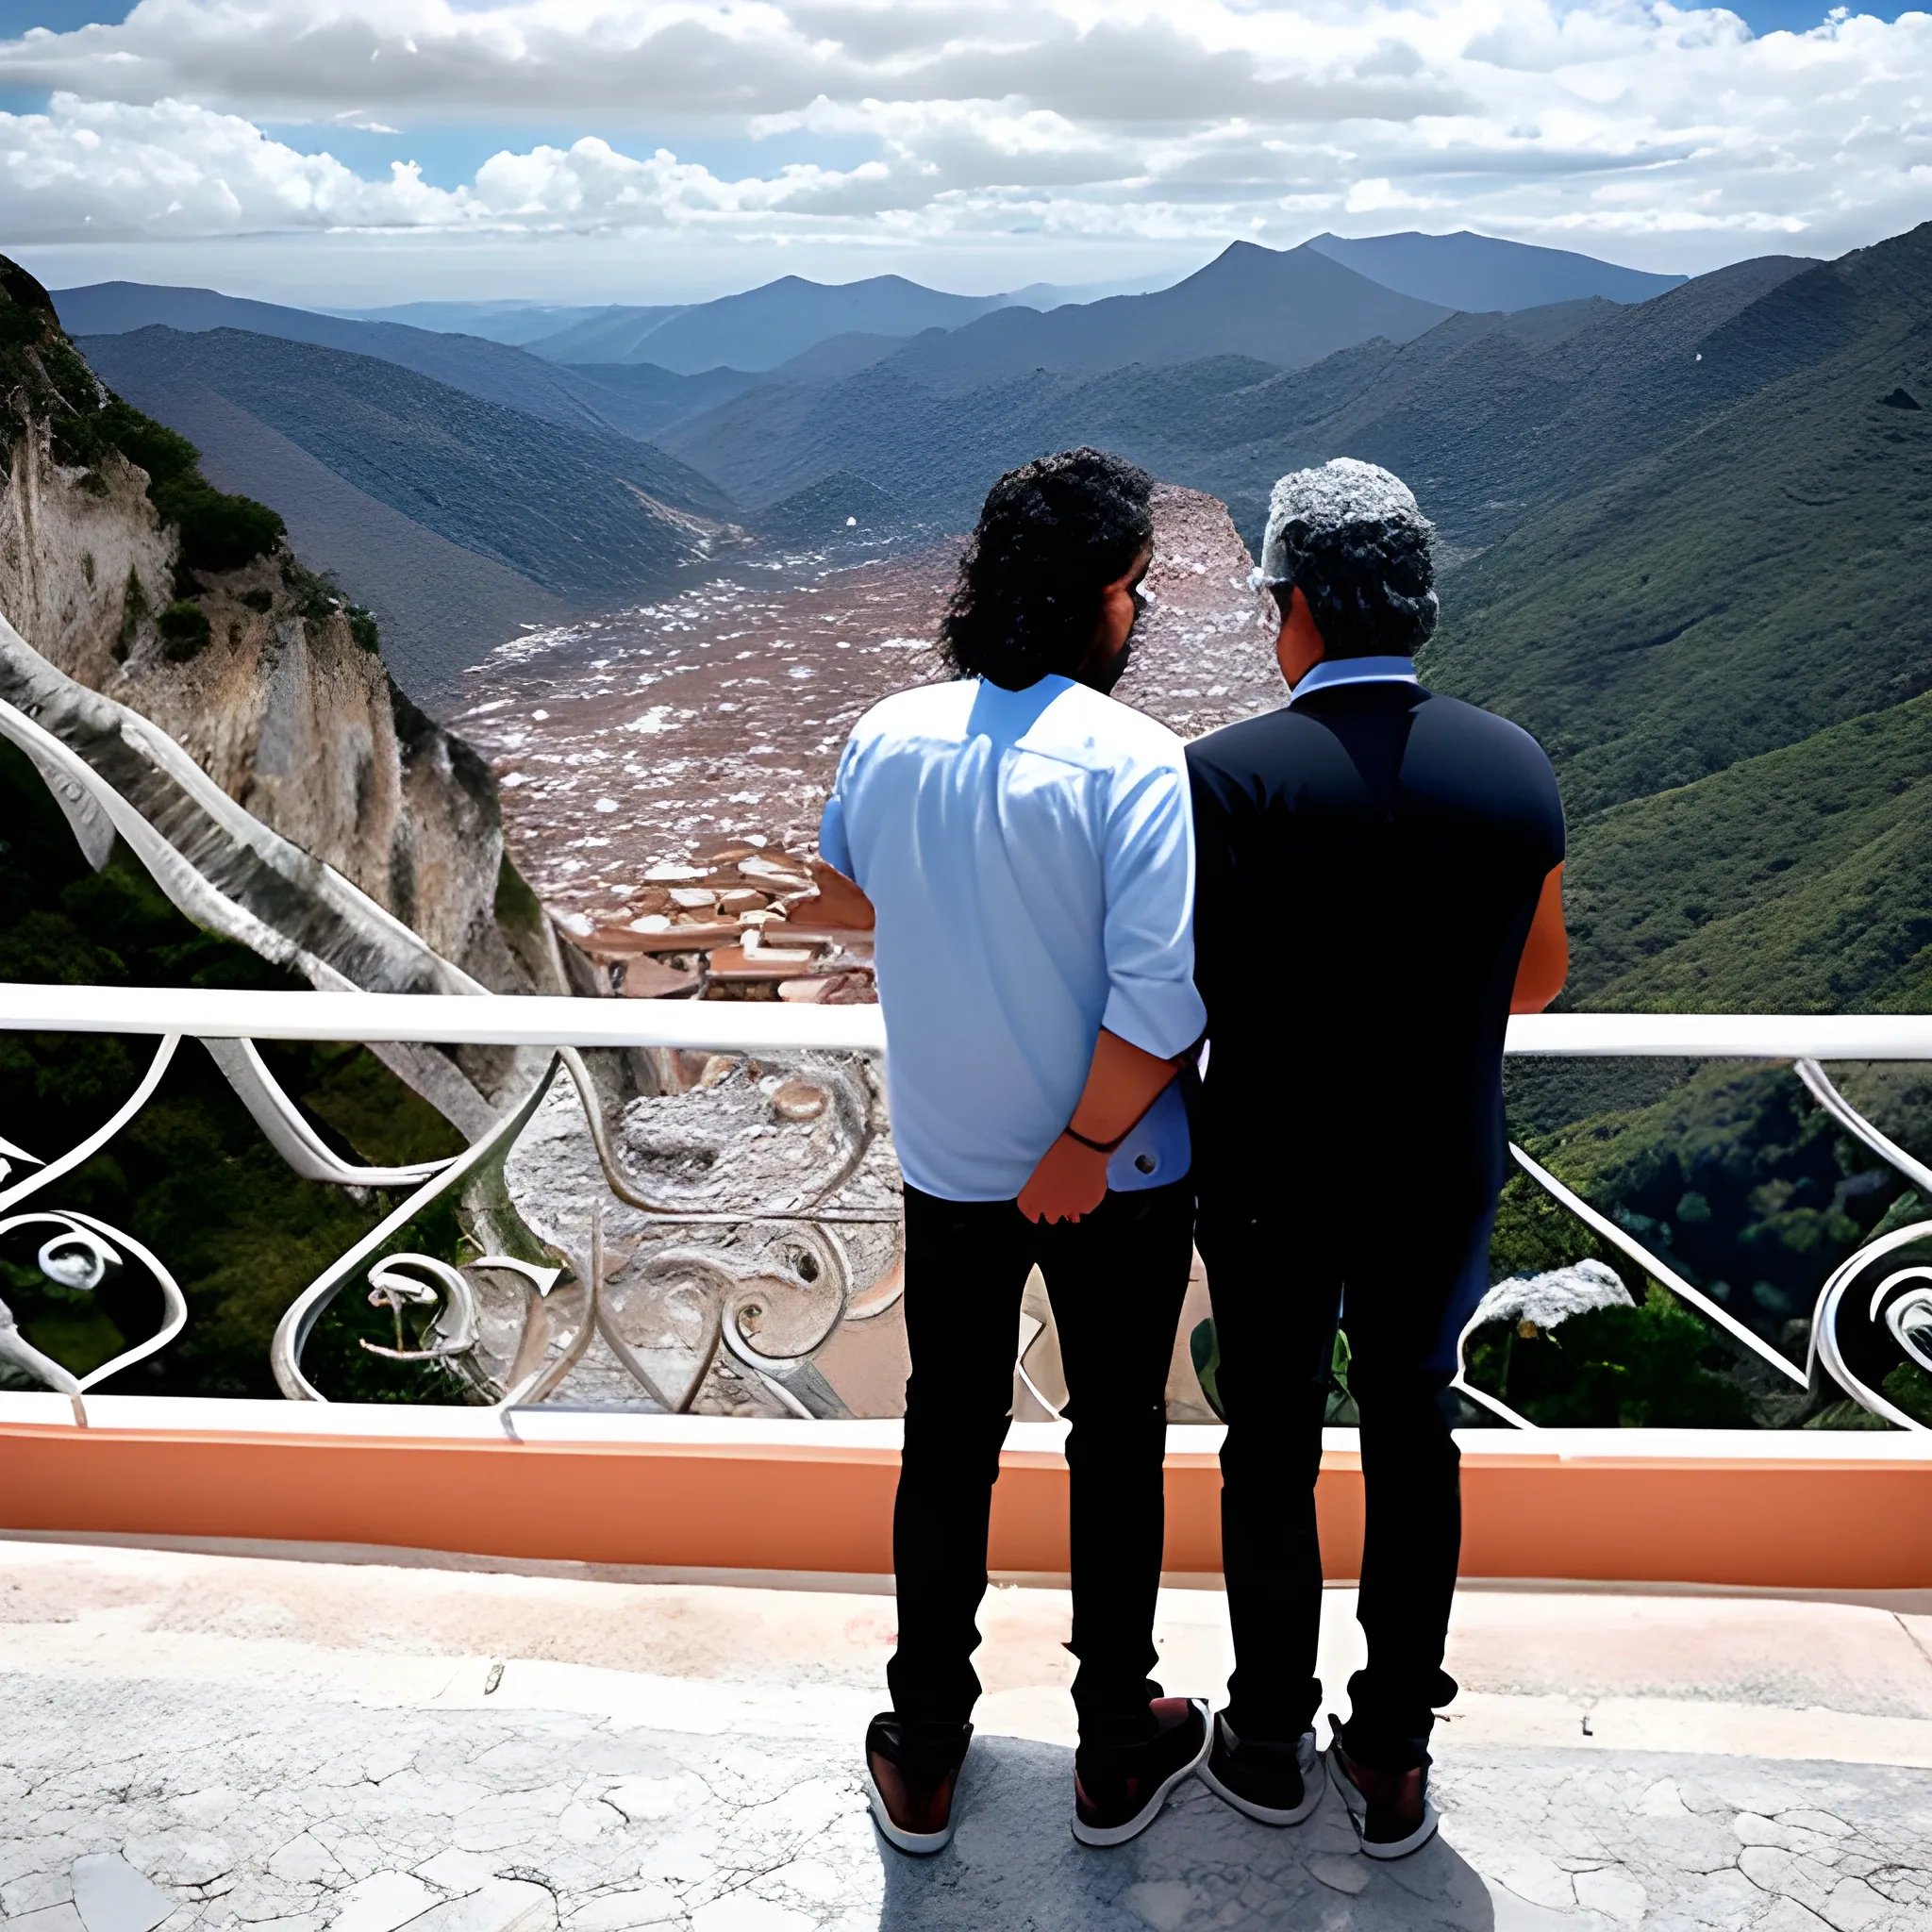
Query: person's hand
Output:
[[807, 858, 876, 929], [1017, 1134, 1109, 1224]]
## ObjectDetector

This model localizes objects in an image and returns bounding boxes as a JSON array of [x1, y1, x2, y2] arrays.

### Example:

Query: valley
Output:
[[454, 486, 1278, 924]]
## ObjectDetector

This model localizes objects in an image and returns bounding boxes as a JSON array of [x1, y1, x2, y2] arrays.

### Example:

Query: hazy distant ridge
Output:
[[1306, 231, 1686, 311], [81, 328, 738, 610]]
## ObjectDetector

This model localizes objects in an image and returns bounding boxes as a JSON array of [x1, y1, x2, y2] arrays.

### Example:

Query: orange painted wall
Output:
[[2, 1424, 1927, 1590]]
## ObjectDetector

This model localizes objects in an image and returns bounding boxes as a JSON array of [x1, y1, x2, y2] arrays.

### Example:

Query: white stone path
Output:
[[3, 1539, 1929, 1932]]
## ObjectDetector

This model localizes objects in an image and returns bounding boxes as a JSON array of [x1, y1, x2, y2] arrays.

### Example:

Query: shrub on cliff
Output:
[[0, 254, 285, 579], [158, 599, 212, 660], [279, 555, 382, 656], [93, 401, 286, 576]]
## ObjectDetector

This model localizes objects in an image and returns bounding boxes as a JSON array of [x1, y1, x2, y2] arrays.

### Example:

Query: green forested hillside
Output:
[[1405, 225, 1932, 1413], [79, 325, 737, 606], [1425, 267, 1932, 817], [1567, 696, 1932, 1014], [1423, 222, 1932, 1000]]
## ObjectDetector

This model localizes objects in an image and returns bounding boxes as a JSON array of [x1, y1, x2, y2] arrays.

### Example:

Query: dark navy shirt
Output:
[[1187, 672, 1564, 1214]]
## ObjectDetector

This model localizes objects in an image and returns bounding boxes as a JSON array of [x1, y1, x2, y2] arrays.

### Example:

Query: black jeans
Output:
[[887, 1177, 1195, 1749], [1195, 1183, 1495, 1766]]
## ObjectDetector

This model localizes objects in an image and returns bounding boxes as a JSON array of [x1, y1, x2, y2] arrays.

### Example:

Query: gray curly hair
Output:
[[1254, 458, 1439, 660]]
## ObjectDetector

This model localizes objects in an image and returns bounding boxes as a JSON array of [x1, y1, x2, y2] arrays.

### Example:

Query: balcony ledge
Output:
[[6, 1396, 1930, 1593]]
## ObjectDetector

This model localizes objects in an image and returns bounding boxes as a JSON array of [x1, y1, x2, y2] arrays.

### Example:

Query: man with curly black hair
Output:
[[812, 448, 1211, 1855], [1187, 459, 1568, 1859]]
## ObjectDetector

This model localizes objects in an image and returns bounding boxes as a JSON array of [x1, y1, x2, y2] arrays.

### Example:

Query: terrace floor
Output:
[[3, 1538, 1929, 1932]]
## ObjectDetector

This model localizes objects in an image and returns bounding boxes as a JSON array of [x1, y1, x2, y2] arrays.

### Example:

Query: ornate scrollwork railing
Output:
[[0, 988, 909, 1424], [4, 990, 1932, 1431], [1452, 1028, 1932, 1432], [0, 1032, 192, 1426], [1799, 1059, 1932, 1433]]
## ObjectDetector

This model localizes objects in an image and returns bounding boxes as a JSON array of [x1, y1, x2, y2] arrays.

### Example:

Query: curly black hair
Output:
[[1272, 517, 1438, 660], [939, 448, 1155, 690]]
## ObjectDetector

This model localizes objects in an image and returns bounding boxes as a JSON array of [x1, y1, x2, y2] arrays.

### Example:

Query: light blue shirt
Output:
[[820, 675, 1204, 1203]]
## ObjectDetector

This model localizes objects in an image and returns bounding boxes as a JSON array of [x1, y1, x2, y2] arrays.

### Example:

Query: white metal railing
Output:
[[1, 983, 1929, 1434], [0, 983, 887, 1051], [16, 982, 1932, 1060]]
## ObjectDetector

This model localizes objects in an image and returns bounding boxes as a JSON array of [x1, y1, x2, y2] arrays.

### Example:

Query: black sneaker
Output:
[[865, 1714, 972, 1856], [1071, 1696, 1210, 1848], [1327, 1732, 1439, 1859], [1198, 1714, 1322, 1826]]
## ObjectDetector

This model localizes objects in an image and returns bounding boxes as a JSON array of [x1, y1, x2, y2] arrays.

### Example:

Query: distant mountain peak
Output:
[[1306, 229, 1687, 313]]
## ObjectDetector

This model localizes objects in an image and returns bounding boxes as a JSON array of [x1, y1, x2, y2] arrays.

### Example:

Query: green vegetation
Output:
[[1508, 1061, 1896, 1328], [1425, 268, 1932, 824], [1, 254, 285, 590], [1563, 696, 1932, 1015], [1378, 226, 1932, 1423], [1465, 1284, 1759, 1428], [75, 402, 286, 582], [1417, 233, 1932, 1030], [1477, 1067, 1932, 1425], [0, 733, 468, 1402], [281, 555, 381, 655], [157, 599, 212, 660]]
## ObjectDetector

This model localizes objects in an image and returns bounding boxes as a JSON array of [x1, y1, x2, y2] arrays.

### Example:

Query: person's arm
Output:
[[1510, 862, 1568, 1013], [1016, 1029, 1182, 1224], [1017, 752, 1205, 1224]]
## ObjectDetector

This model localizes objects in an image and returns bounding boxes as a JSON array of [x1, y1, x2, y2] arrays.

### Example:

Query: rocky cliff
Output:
[[0, 254, 567, 1004]]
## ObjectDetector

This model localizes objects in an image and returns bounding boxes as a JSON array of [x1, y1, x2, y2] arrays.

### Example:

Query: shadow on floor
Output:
[[874, 1735, 1496, 1930]]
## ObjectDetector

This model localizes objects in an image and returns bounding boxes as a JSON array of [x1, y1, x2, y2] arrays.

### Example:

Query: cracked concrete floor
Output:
[[3, 1539, 1929, 1932]]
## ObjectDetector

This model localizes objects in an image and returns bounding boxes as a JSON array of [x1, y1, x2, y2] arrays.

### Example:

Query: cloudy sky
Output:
[[0, 0, 1925, 304]]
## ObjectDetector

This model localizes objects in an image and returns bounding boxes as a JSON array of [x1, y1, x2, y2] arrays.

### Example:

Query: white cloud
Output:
[[0, 95, 906, 242], [0, 1, 1927, 267]]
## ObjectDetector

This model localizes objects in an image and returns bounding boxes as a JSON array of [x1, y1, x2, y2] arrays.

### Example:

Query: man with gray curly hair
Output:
[[1187, 458, 1569, 1858]]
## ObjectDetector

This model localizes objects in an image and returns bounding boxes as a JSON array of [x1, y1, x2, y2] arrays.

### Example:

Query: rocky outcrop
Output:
[[0, 254, 568, 1008], [0, 399, 174, 680]]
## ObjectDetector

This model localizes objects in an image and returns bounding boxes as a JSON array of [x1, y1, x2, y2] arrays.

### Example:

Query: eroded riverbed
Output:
[[456, 485, 1281, 937]]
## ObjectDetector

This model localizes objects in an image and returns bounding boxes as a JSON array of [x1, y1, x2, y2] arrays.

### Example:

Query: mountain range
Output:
[[51, 281, 740, 442], [519, 274, 1019, 371], [58, 218, 1932, 1042], [325, 268, 1297, 365], [649, 253, 1814, 540], [57, 227, 1678, 384], [56, 229, 1685, 693], [1305, 231, 1684, 311]]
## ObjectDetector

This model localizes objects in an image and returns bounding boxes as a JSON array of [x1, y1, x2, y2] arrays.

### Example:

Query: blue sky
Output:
[[1, 3, 1911, 42], [1, 1, 1926, 304]]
